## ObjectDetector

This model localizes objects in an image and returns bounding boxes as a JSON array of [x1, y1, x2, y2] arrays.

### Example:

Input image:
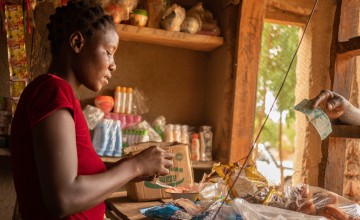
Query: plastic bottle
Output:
[[113, 86, 121, 113], [181, 125, 189, 144], [126, 87, 133, 114], [201, 126, 213, 161], [173, 124, 181, 143], [120, 87, 127, 113], [140, 130, 150, 142], [199, 131, 206, 161], [191, 133, 200, 161], [165, 124, 174, 142]]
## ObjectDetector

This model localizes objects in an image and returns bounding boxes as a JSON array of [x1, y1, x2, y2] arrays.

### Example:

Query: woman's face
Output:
[[73, 27, 119, 92]]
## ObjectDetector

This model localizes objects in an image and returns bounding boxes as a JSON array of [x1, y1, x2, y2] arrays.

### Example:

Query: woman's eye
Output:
[[106, 51, 112, 56]]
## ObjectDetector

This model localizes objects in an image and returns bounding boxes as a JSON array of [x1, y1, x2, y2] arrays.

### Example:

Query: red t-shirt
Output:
[[11, 74, 106, 220]]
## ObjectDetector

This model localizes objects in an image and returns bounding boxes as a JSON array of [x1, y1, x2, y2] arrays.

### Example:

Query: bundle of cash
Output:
[[294, 99, 332, 140]]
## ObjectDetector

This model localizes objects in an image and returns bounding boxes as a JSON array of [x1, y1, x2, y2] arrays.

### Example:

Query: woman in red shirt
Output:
[[10, 1, 173, 219]]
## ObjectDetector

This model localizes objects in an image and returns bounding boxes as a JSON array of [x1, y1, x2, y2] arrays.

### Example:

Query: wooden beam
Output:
[[230, 0, 267, 163], [324, 137, 347, 195], [333, 54, 356, 99], [265, 6, 308, 27], [338, 36, 360, 58], [267, 0, 313, 16], [330, 125, 360, 139]]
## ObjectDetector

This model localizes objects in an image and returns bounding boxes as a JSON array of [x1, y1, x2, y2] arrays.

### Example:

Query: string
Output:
[[212, 0, 319, 218]]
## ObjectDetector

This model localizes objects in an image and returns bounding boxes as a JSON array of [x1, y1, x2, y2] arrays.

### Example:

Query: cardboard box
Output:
[[124, 142, 194, 201]]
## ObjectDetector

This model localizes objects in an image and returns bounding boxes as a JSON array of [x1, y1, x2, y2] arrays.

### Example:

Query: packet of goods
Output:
[[212, 162, 268, 199], [283, 184, 360, 219], [5, 5, 28, 80], [10, 79, 27, 98], [294, 99, 332, 140]]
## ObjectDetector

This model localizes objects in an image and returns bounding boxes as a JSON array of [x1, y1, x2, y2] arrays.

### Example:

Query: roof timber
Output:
[[265, 0, 315, 26], [267, 0, 314, 16]]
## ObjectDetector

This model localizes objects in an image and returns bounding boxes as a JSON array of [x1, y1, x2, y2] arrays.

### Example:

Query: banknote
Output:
[[294, 99, 332, 140]]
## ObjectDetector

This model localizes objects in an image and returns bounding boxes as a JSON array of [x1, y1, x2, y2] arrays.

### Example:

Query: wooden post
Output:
[[230, 0, 267, 163]]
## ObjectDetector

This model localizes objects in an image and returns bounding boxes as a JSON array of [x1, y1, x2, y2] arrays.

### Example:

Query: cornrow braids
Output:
[[47, 0, 115, 54]]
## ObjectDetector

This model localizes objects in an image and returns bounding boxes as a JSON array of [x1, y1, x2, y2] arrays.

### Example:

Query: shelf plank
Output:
[[330, 125, 360, 139], [101, 156, 121, 163], [0, 148, 10, 156], [338, 36, 360, 58], [117, 24, 224, 52]]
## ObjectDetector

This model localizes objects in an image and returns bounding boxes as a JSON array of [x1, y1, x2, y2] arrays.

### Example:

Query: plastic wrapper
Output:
[[283, 184, 360, 219], [144, 0, 169, 28], [92, 118, 122, 157], [141, 199, 241, 220], [5, 5, 28, 80], [160, 3, 185, 32], [131, 120, 162, 142], [198, 178, 227, 202], [10, 79, 27, 97], [132, 88, 149, 115], [213, 162, 268, 199], [233, 198, 326, 220], [82, 105, 104, 130], [153, 115, 166, 140]]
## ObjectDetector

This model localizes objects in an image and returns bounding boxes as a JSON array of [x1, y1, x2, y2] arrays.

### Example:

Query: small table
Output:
[[106, 191, 172, 220]]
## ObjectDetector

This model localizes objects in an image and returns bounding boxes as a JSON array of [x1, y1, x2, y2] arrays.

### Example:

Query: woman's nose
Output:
[[109, 60, 116, 72]]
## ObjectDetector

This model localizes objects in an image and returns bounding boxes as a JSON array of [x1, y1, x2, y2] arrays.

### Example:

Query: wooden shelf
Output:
[[0, 148, 10, 156], [101, 156, 121, 163], [117, 24, 224, 52]]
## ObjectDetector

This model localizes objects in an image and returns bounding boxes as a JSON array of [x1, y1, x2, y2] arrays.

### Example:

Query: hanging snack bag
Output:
[[5, 5, 27, 80], [10, 79, 27, 98]]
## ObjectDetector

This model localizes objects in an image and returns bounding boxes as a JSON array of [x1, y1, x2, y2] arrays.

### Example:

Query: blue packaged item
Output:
[[141, 203, 180, 219], [103, 119, 116, 156], [113, 120, 122, 157], [92, 119, 112, 156]]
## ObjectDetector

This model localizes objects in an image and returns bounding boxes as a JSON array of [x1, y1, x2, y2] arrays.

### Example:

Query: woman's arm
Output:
[[32, 108, 173, 218]]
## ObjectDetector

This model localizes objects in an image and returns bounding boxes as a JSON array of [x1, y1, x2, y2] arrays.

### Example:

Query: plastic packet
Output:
[[283, 184, 360, 219], [83, 105, 104, 130], [232, 198, 326, 220], [132, 88, 149, 115], [92, 118, 122, 157], [198, 179, 227, 202], [153, 115, 166, 140], [213, 162, 268, 199], [131, 120, 162, 142]]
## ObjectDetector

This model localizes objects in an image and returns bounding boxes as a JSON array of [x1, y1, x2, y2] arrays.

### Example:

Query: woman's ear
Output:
[[69, 31, 84, 53]]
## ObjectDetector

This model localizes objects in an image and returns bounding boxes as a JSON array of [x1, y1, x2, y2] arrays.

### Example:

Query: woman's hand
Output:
[[311, 90, 350, 119], [132, 146, 174, 177]]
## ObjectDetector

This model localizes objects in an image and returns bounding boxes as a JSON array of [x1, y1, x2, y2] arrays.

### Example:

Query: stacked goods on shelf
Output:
[[5, 5, 28, 114], [86, 86, 148, 157]]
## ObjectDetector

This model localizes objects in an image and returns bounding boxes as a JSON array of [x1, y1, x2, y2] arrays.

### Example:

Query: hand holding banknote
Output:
[[311, 90, 350, 119], [294, 99, 332, 140], [310, 90, 360, 126]]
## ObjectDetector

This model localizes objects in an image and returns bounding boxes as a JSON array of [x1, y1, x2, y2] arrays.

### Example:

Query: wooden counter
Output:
[[106, 191, 172, 220]]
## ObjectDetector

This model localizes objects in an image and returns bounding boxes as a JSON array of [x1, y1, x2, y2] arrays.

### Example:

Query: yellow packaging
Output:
[[5, 5, 27, 80], [10, 79, 27, 97]]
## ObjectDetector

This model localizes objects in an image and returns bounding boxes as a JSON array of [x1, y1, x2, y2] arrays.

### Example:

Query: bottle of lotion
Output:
[[113, 86, 121, 113]]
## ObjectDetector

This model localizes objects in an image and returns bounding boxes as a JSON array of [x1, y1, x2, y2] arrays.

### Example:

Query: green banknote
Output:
[[294, 99, 332, 140]]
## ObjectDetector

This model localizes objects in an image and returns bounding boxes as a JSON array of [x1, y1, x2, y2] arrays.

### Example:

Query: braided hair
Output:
[[47, 0, 116, 54]]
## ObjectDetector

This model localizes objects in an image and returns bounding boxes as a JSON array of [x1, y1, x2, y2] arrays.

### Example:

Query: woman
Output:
[[312, 90, 360, 125], [10, 1, 173, 219]]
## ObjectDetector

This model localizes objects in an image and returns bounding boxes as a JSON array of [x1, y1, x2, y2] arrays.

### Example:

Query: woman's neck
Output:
[[48, 59, 80, 92]]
